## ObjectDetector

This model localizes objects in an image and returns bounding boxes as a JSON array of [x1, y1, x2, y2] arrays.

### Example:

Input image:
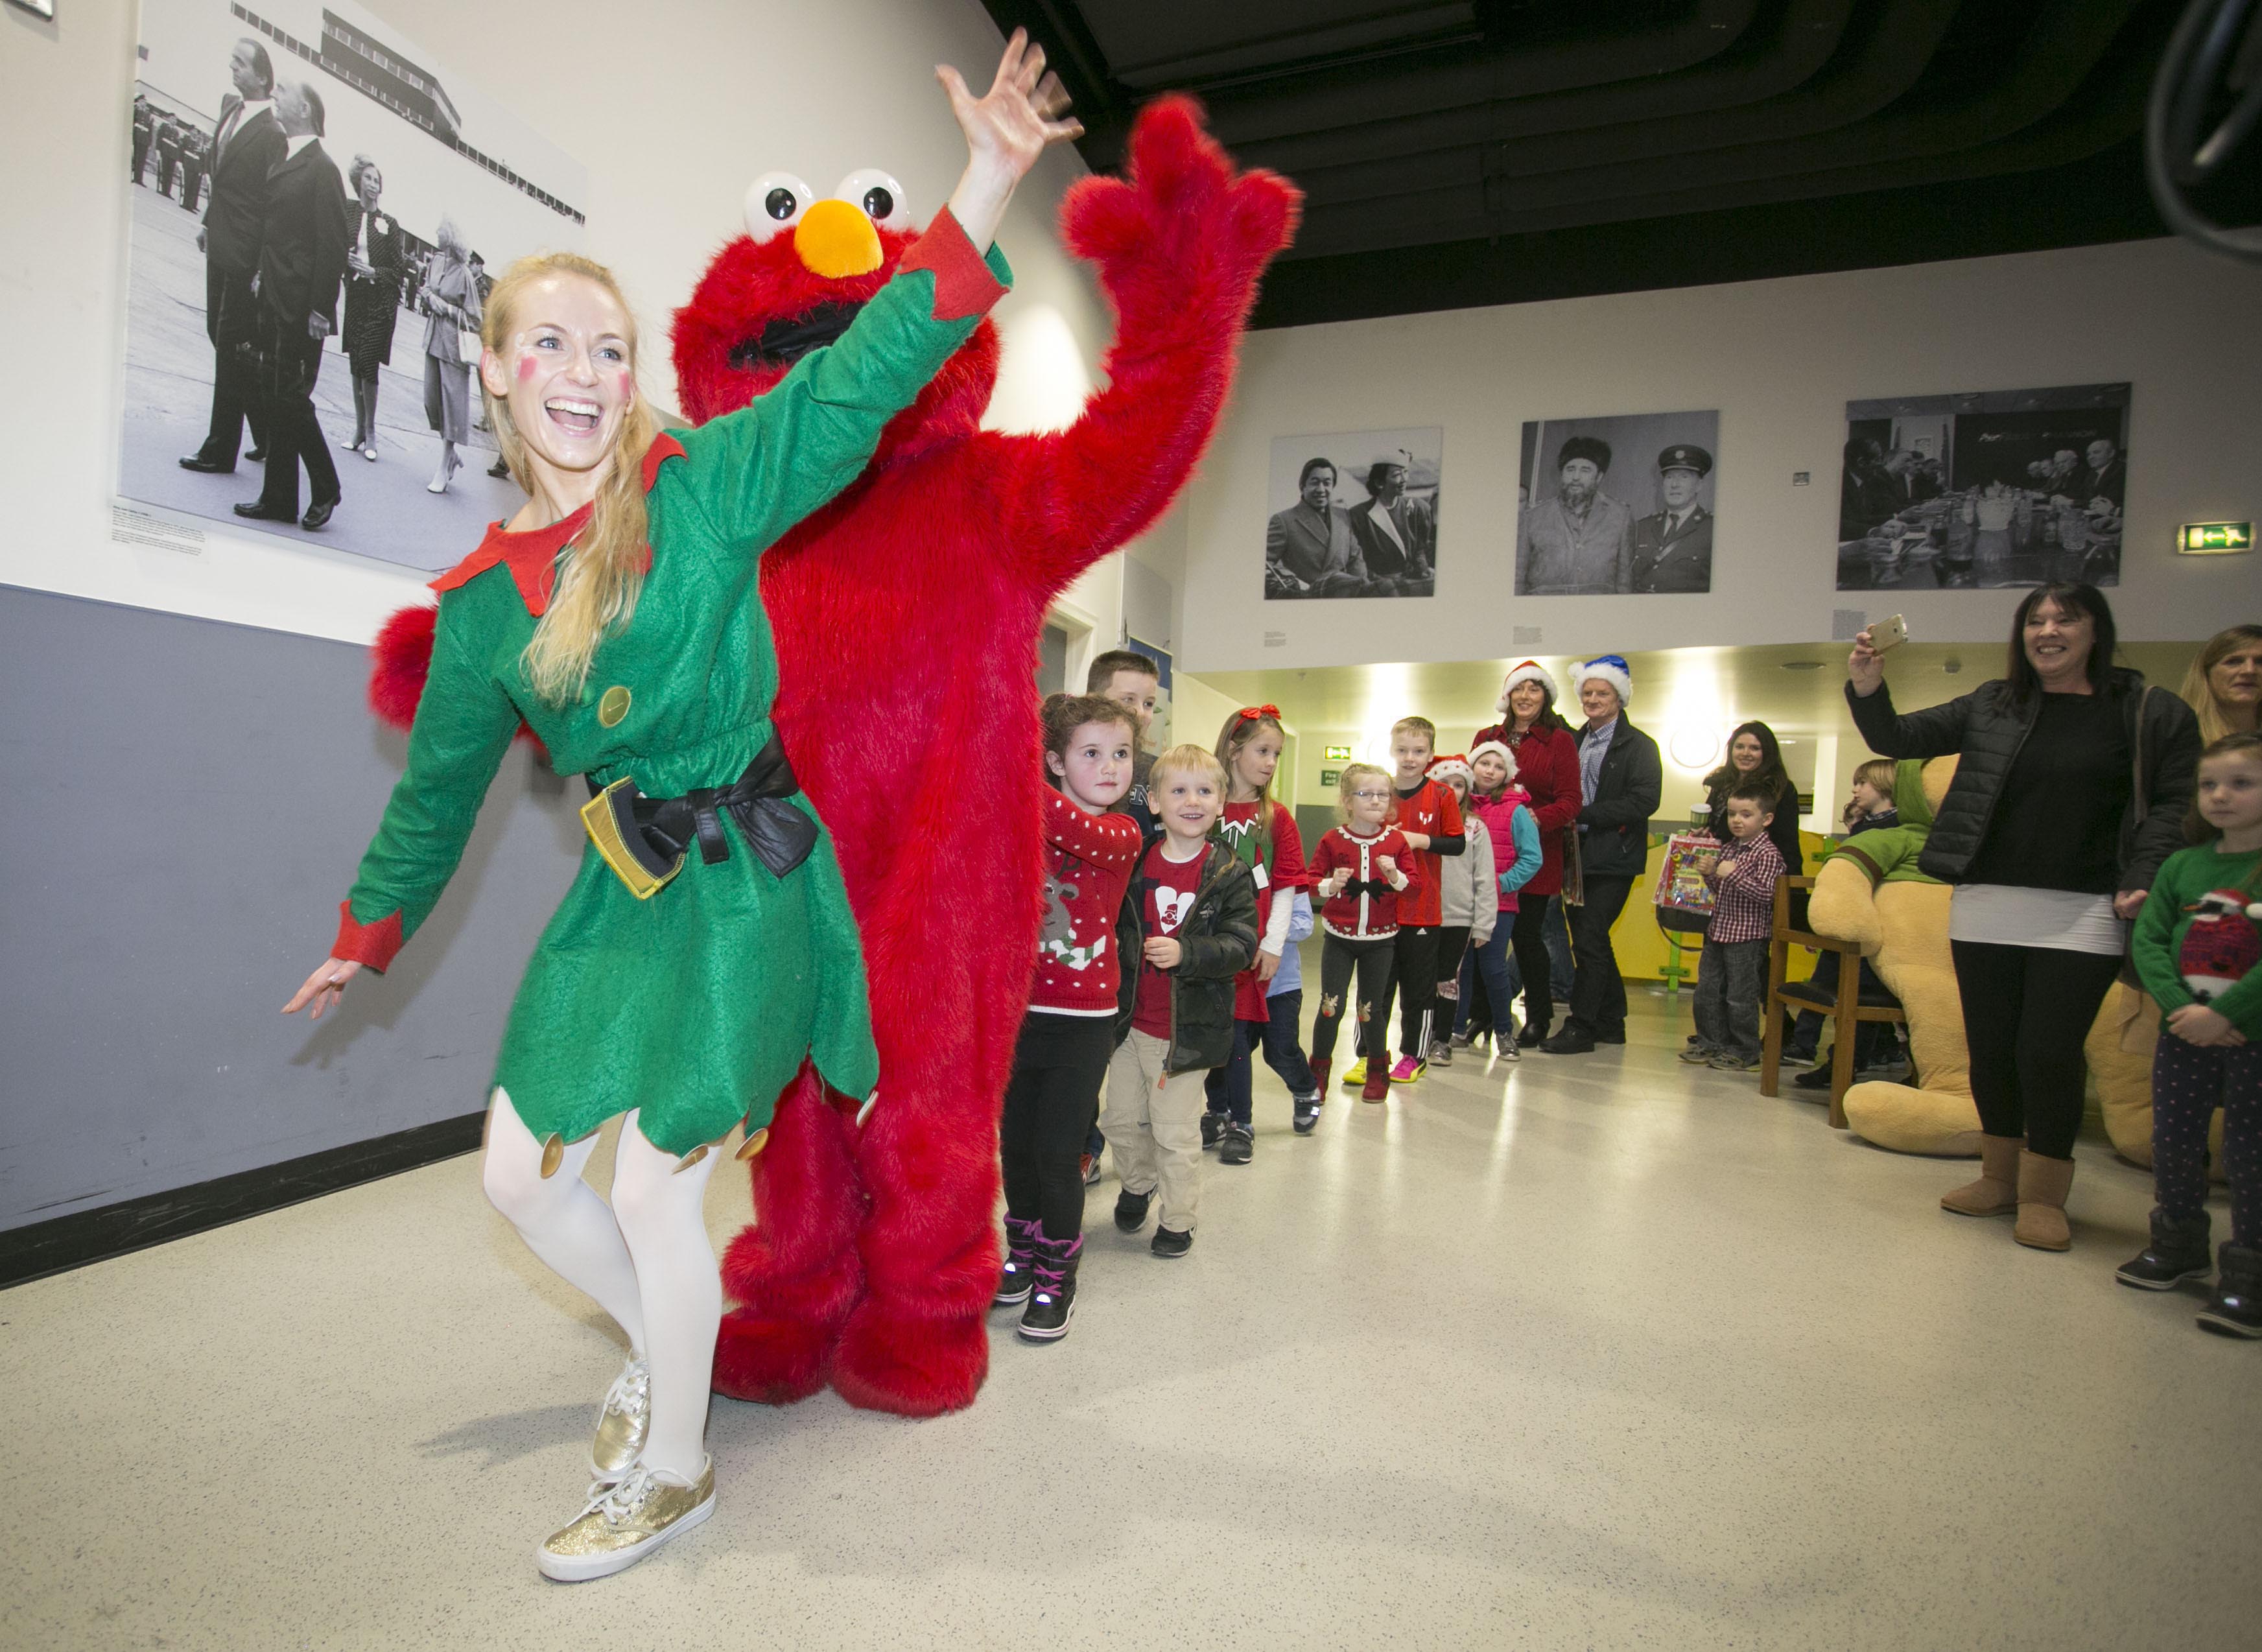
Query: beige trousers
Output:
[[1101, 1028, 1208, 1234]]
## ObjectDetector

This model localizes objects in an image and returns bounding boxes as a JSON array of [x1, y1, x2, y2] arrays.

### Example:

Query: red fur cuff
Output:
[[333, 901, 405, 972], [898, 207, 1008, 322]]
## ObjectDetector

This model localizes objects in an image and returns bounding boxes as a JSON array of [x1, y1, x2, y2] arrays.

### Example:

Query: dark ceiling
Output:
[[977, 0, 2252, 327]]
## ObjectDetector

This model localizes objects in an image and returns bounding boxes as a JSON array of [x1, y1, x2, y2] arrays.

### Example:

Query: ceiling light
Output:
[[1780, 660, 1822, 671]]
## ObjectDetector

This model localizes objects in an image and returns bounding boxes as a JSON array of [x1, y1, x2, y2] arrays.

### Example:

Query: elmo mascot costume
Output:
[[372, 97, 1296, 1418]]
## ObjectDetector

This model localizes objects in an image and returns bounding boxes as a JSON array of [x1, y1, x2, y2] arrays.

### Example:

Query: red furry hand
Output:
[[1061, 95, 1299, 303]]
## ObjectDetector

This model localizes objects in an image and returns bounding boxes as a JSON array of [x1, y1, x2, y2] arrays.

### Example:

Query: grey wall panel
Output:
[[0, 585, 588, 1233]]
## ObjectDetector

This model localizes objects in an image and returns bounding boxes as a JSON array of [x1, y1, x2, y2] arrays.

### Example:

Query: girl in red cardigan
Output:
[[1472, 660, 1583, 1049], [1202, 706, 1318, 1156], [996, 693, 1144, 1342]]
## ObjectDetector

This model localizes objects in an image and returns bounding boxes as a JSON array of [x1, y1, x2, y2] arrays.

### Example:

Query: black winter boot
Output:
[[2115, 1208, 2212, 1291], [2198, 1242, 2262, 1338], [1017, 1233, 1083, 1342], [993, 1214, 1041, 1307]]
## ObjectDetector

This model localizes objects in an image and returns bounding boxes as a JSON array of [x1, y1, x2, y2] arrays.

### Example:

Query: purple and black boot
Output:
[[993, 1214, 1041, 1308], [1017, 1232, 1083, 1343]]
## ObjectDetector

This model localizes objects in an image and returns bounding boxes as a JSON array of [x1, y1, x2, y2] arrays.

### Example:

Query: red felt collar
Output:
[[429, 433, 686, 616]]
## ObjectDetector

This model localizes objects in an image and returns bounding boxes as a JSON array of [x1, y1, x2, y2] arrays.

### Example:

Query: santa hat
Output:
[[1495, 659, 1558, 713], [1427, 752, 1473, 787], [1469, 738, 1518, 778], [1576, 654, 1634, 707]]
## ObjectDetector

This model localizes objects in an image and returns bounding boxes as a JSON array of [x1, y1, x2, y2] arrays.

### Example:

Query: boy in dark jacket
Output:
[[1105, 746, 1258, 1258]]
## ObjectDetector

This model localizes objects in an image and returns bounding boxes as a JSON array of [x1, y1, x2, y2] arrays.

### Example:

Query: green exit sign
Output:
[[1321, 768, 1342, 787], [1324, 744, 1353, 761], [2178, 521, 2253, 554]]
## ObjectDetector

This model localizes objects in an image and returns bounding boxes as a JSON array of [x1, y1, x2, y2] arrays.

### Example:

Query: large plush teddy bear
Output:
[[668, 100, 1297, 1415], [1809, 755, 2200, 1173], [1808, 757, 1982, 1156]]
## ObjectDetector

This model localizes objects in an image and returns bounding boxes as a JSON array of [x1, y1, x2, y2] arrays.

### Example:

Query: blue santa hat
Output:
[[1576, 655, 1634, 707]]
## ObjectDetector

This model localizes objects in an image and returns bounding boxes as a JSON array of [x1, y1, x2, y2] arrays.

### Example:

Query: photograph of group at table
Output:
[[1836, 382, 2130, 591]]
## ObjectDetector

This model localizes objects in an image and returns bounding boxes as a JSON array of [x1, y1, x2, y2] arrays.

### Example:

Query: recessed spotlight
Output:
[[1780, 660, 1823, 671]]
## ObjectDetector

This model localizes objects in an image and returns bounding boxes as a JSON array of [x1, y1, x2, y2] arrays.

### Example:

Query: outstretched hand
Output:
[[283, 957, 361, 1021], [939, 29, 1083, 250]]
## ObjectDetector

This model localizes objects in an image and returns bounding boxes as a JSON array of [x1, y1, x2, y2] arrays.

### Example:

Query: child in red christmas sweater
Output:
[[1351, 715, 1464, 1087], [996, 694, 1144, 1342], [1309, 762, 1415, 1103]]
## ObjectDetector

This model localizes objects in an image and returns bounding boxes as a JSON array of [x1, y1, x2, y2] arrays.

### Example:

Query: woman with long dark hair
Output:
[[1848, 583, 2200, 1252], [1702, 720, 1803, 876], [1471, 660, 1583, 1048]]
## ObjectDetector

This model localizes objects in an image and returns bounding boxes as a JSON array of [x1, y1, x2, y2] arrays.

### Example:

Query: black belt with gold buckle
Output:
[[578, 733, 818, 899]]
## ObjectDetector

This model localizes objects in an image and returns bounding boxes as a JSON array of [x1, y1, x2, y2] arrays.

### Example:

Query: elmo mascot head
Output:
[[670, 167, 998, 461]]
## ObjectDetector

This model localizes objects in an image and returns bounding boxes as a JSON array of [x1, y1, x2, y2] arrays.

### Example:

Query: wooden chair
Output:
[[1759, 875, 1907, 1130]]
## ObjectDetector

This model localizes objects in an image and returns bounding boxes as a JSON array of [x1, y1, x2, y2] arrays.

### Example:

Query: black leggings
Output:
[[1312, 934, 1396, 1066], [1378, 924, 1441, 1057], [1509, 895, 1555, 1040], [1000, 1009, 1113, 1240], [1948, 940, 2124, 1161]]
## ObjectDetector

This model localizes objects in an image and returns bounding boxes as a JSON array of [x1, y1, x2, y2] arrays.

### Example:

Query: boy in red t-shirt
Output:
[[1347, 715, 1465, 1086], [1102, 746, 1258, 1259]]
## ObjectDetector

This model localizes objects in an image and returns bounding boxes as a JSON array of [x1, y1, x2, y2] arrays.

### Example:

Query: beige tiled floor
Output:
[[5, 985, 2257, 1651]]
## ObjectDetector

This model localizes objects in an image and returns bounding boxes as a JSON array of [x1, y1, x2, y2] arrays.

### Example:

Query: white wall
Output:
[[0, 0, 1126, 646], [1179, 237, 2262, 674]]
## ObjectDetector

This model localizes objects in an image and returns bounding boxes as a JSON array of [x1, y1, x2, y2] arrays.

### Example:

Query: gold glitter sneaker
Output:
[[536, 1458, 716, 1582], [589, 1354, 650, 1480]]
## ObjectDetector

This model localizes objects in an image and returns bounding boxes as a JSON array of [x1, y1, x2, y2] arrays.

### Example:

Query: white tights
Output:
[[481, 1089, 722, 1478]]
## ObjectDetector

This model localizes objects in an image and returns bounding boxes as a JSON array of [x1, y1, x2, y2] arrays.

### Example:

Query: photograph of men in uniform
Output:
[[1629, 444, 1714, 594]]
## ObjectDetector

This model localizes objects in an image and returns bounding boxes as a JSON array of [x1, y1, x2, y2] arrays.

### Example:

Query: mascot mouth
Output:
[[727, 300, 866, 372]]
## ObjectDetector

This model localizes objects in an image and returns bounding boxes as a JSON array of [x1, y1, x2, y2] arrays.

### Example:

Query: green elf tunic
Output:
[[329, 214, 1010, 1157]]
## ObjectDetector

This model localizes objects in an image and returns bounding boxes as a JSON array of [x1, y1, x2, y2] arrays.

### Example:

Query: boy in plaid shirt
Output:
[[1684, 780, 1787, 1072]]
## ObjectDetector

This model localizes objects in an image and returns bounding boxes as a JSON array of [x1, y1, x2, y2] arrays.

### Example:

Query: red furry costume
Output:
[[371, 100, 1295, 1417]]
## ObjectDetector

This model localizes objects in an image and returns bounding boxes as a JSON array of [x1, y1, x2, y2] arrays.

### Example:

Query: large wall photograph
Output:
[[1837, 383, 2130, 590], [1264, 427, 1442, 600], [1515, 410, 1719, 595], [123, 0, 589, 569]]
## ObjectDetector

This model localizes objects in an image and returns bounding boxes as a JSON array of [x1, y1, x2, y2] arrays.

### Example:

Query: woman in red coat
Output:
[[1472, 660, 1583, 1047]]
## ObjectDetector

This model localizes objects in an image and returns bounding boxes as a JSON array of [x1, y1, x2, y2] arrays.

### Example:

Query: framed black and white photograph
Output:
[[1837, 382, 2130, 589], [1264, 427, 1441, 601], [121, 0, 589, 568], [1514, 409, 1719, 596]]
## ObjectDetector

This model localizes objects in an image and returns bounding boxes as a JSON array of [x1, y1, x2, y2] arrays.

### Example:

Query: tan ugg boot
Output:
[[2013, 1151, 2077, 1251], [1940, 1133, 2022, 1217]]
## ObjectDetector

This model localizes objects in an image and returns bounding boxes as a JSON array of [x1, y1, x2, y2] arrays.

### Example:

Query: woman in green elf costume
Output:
[[281, 33, 1080, 1582]]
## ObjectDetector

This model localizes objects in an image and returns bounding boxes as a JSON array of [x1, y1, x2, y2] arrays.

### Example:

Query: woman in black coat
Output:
[[339, 156, 403, 462], [1847, 583, 2199, 1252]]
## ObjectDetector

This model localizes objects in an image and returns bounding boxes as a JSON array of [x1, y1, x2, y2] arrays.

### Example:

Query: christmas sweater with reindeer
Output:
[[2133, 842, 2262, 1041], [1031, 785, 1145, 1017]]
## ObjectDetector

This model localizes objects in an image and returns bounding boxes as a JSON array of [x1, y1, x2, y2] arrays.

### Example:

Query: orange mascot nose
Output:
[[794, 199, 884, 278]]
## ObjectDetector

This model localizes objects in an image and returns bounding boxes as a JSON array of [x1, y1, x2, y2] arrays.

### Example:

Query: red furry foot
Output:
[[710, 1069, 866, 1406], [826, 1295, 991, 1419], [711, 1304, 834, 1405]]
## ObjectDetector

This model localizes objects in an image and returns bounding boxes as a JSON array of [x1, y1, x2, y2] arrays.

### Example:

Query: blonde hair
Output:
[[484, 253, 663, 707], [2182, 625, 2262, 744], [1149, 743, 1227, 795], [1215, 708, 1284, 807], [1334, 762, 1396, 824], [1390, 715, 1436, 753]]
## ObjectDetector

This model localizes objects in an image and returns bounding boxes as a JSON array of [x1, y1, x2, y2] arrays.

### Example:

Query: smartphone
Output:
[[1870, 613, 1909, 652]]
